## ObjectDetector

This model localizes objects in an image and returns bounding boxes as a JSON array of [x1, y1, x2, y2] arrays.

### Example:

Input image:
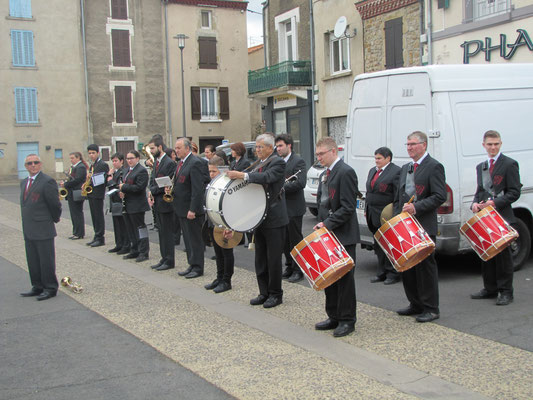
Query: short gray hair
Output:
[[256, 133, 274, 148], [408, 131, 428, 144], [176, 137, 191, 149]]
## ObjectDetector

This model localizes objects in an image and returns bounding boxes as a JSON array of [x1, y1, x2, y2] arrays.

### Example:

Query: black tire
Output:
[[308, 207, 318, 217], [510, 219, 531, 271]]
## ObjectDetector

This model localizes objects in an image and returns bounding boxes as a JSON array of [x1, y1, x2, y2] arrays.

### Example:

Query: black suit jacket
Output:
[[149, 154, 177, 214], [365, 163, 401, 229], [284, 153, 307, 217], [64, 162, 87, 201], [172, 153, 208, 217], [473, 154, 521, 224], [87, 159, 110, 199], [248, 153, 289, 229], [317, 159, 360, 246], [230, 157, 251, 172], [121, 164, 150, 214], [20, 173, 62, 241], [394, 155, 446, 236], [107, 167, 126, 205]]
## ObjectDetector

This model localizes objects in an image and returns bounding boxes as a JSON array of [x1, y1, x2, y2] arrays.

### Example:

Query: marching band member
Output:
[[107, 153, 129, 255], [61, 151, 87, 240], [86, 144, 109, 247], [471, 130, 521, 306], [394, 131, 446, 323], [313, 137, 359, 337]]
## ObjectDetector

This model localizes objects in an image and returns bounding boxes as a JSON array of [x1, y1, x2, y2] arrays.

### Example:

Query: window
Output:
[[274, 110, 287, 134], [111, 29, 131, 67], [275, 8, 300, 62], [11, 30, 35, 67], [330, 35, 349, 74], [385, 18, 403, 69], [201, 10, 211, 28], [9, 0, 31, 18], [55, 149, 63, 159], [114, 86, 133, 124], [191, 87, 229, 121], [15, 87, 38, 124], [198, 37, 217, 69], [111, 0, 128, 20], [465, 0, 510, 22]]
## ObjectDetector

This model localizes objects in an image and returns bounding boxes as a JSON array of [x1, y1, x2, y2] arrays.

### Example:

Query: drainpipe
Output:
[[419, 0, 425, 65], [163, 0, 173, 145], [80, 0, 92, 144], [309, 0, 317, 147], [427, 0, 433, 64], [262, 0, 269, 67]]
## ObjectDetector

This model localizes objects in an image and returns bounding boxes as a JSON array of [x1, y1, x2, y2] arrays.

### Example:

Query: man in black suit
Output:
[[313, 137, 359, 337], [365, 147, 401, 285], [106, 153, 129, 254], [471, 130, 521, 306], [120, 150, 150, 262], [86, 144, 109, 247], [61, 151, 86, 240], [394, 131, 446, 323], [227, 133, 289, 308], [148, 137, 177, 271], [275, 134, 307, 283], [20, 154, 62, 301], [170, 138, 209, 279]]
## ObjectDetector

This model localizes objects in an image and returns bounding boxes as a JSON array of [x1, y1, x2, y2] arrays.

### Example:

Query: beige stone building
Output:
[[165, 0, 251, 152], [1, 0, 87, 181], [248, 44, 265, 138], [428, 0, 533, 64]]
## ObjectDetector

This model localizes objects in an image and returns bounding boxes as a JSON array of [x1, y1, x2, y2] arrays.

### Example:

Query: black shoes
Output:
[[397, 306, 423, 316], [36, 292, 56, 301], [496, 293, 513, 306], [204, 279, 220, 290], [123, 253, 139, 260], [135, 254, 149, 262], [156, 263, 174, 271], [471, 289, 498, 299], [90, 240, 105, 247], [213, 281, 232, 294], [370, 275, 386, 283], [333, 322, 355, 337], [288, 271, 304, 283], [250, 294, 267, 306], [108, 246, 121, 253], [315, 318, 338, 331], [20, 288, 43, 297], [416, 312, 440, 323], [116, 247, 130, 255], [69, 235, 84, 240], [185, 271, 203, 279], [86, 240, 95, 246], [151, 261, 163, 270], [282, 268, 293, 279], [384, 276, 401, 285], [263, 296, 282, 308], [178, 267, 193, 276]]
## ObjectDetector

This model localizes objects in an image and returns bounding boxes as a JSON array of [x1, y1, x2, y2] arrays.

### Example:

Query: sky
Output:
[[246, 0, 264, 47]]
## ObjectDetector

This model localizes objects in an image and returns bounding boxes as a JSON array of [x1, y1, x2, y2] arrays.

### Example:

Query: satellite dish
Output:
[[334, 16, 347, 39]]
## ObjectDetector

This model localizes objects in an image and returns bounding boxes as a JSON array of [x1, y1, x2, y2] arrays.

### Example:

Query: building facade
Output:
[[1, 0, 88, 181]]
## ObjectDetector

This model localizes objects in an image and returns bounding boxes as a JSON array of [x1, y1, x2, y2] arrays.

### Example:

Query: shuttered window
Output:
[[115, 86, 133, 123], [385, 18, 403, 69], [15, 87, 38, 124], [111, 0, 128, 19], [111, 29, 131, 67], [9, 0, 32, 18], [198, 37, 217, 69], [219, 87, 229, 120], [191, 86, 229, 120], [11, 30, 35, 67]]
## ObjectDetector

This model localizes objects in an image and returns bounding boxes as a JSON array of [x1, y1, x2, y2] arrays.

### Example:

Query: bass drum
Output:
[[205, 174, 267, 232]]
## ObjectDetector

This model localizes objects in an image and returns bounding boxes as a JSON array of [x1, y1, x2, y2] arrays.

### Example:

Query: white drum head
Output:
[[221, 179, 267, 232]]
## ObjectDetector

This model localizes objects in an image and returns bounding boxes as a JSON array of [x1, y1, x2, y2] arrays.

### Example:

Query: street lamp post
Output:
[[174, 34, 189, 138]]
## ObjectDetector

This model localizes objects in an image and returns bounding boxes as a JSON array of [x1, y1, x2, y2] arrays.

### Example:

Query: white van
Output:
[[345, 64, 533, 269]]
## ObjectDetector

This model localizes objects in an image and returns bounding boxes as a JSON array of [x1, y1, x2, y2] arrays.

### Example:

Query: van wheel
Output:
[[308, 207, 318, 217], [510, 219, 531, 271]]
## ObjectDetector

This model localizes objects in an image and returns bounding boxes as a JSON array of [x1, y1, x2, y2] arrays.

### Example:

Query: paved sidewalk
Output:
[[1, 197, 532, 399]]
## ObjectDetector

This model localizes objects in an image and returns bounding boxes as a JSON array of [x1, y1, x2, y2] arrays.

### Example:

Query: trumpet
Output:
[[163, 179, 175, 203], [142, 144, 155, 169], [60, 276, 83, 293], [59, 187, 68, 200], [81, 170, 93, 196]]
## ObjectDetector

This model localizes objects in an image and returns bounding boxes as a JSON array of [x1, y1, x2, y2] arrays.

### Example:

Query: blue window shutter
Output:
[[22, 0, 32, 18], [23, 31, 34, 66], [11, 30, 34, 66], [15, 88, 26, 123], [10, 0, 32, 18], [27, 88, 38, 123], [11, 30, 22, 65], [15, 87, 38, 123]]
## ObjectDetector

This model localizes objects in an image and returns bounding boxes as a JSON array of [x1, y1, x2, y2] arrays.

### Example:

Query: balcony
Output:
[[248, 60, 311, 95]]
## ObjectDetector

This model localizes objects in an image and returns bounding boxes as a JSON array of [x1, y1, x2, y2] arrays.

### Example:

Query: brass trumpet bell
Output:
[[163, 193, 174, 203], [59, 188, 68, 200], [60, 276, 83, 293]]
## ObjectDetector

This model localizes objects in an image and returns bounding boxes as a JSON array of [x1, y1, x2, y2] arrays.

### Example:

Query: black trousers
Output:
[[156, 210, 175, 266], [283, 215, 303, 270], [209, 229, 234, 283], [324, 244, 357, 323], [254, 225, 286, 298], [482, 246, 514, 295], [402, 235, 439, 314], [368, 220, 399, 279], [88, 197, 105, 240], [67, 197, 85, 238], [124, 212, 149, 256], [180, 215, 205, 273], [112, 214, 129, 250], [24, 238, 58, 293], [174, 212, 181, 245]]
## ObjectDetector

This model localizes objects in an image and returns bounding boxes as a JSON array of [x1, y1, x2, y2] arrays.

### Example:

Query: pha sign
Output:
[[460, 28, 533, 63]]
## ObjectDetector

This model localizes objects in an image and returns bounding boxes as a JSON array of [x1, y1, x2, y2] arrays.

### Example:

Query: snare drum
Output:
[[205, 174, 267, 232], [460, 205, 518, 261], [374, 212, 435, 272], [290, 227, 354, 291]]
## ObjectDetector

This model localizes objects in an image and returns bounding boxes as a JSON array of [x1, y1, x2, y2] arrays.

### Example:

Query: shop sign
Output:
[[461, 28, 533, 63], [273, 94, 297, 109]]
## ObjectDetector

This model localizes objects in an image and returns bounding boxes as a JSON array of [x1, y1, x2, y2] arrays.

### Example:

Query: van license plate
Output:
[[356, 199, 365, 210]]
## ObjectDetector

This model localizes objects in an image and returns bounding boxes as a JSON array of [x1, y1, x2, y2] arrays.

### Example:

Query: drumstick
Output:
[[407, 195, 415, 204]]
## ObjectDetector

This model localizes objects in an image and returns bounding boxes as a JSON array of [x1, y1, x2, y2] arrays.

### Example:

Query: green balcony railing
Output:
[[248, 60, 311, 94]]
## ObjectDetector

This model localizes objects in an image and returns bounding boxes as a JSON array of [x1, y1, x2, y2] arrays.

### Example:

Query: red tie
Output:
[[413, 163, 418, 173], [371, 169, 382, 189], [154, 159, 159, 172], [326, 169, 331, 179], [24, 178, 33, 200], [489, 159, 495, 175], [175, 160, 183, 176]]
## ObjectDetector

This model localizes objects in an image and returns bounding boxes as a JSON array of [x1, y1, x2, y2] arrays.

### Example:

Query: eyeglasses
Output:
[[405, 142, 424, 147], [315, 149, 333, 158], [126, 157, 136, 160], [25, 161, 41, 165], [255, 145, 265, 149]]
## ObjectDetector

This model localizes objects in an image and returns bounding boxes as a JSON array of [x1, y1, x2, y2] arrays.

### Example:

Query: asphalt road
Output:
[[1, 184, 532, 351]]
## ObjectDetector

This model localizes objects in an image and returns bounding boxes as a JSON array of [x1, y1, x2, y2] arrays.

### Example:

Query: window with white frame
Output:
[[14, 87, 38, 124], [201, 10, 212, 29], [9, 0, 32, 18], [330, 34, 350, 74], [275, 8, 299, 63], [201, 88, 218, 120], [11, 30, 35, 67], [473, 0, 509, 20], [110, 81, 137, 126]]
